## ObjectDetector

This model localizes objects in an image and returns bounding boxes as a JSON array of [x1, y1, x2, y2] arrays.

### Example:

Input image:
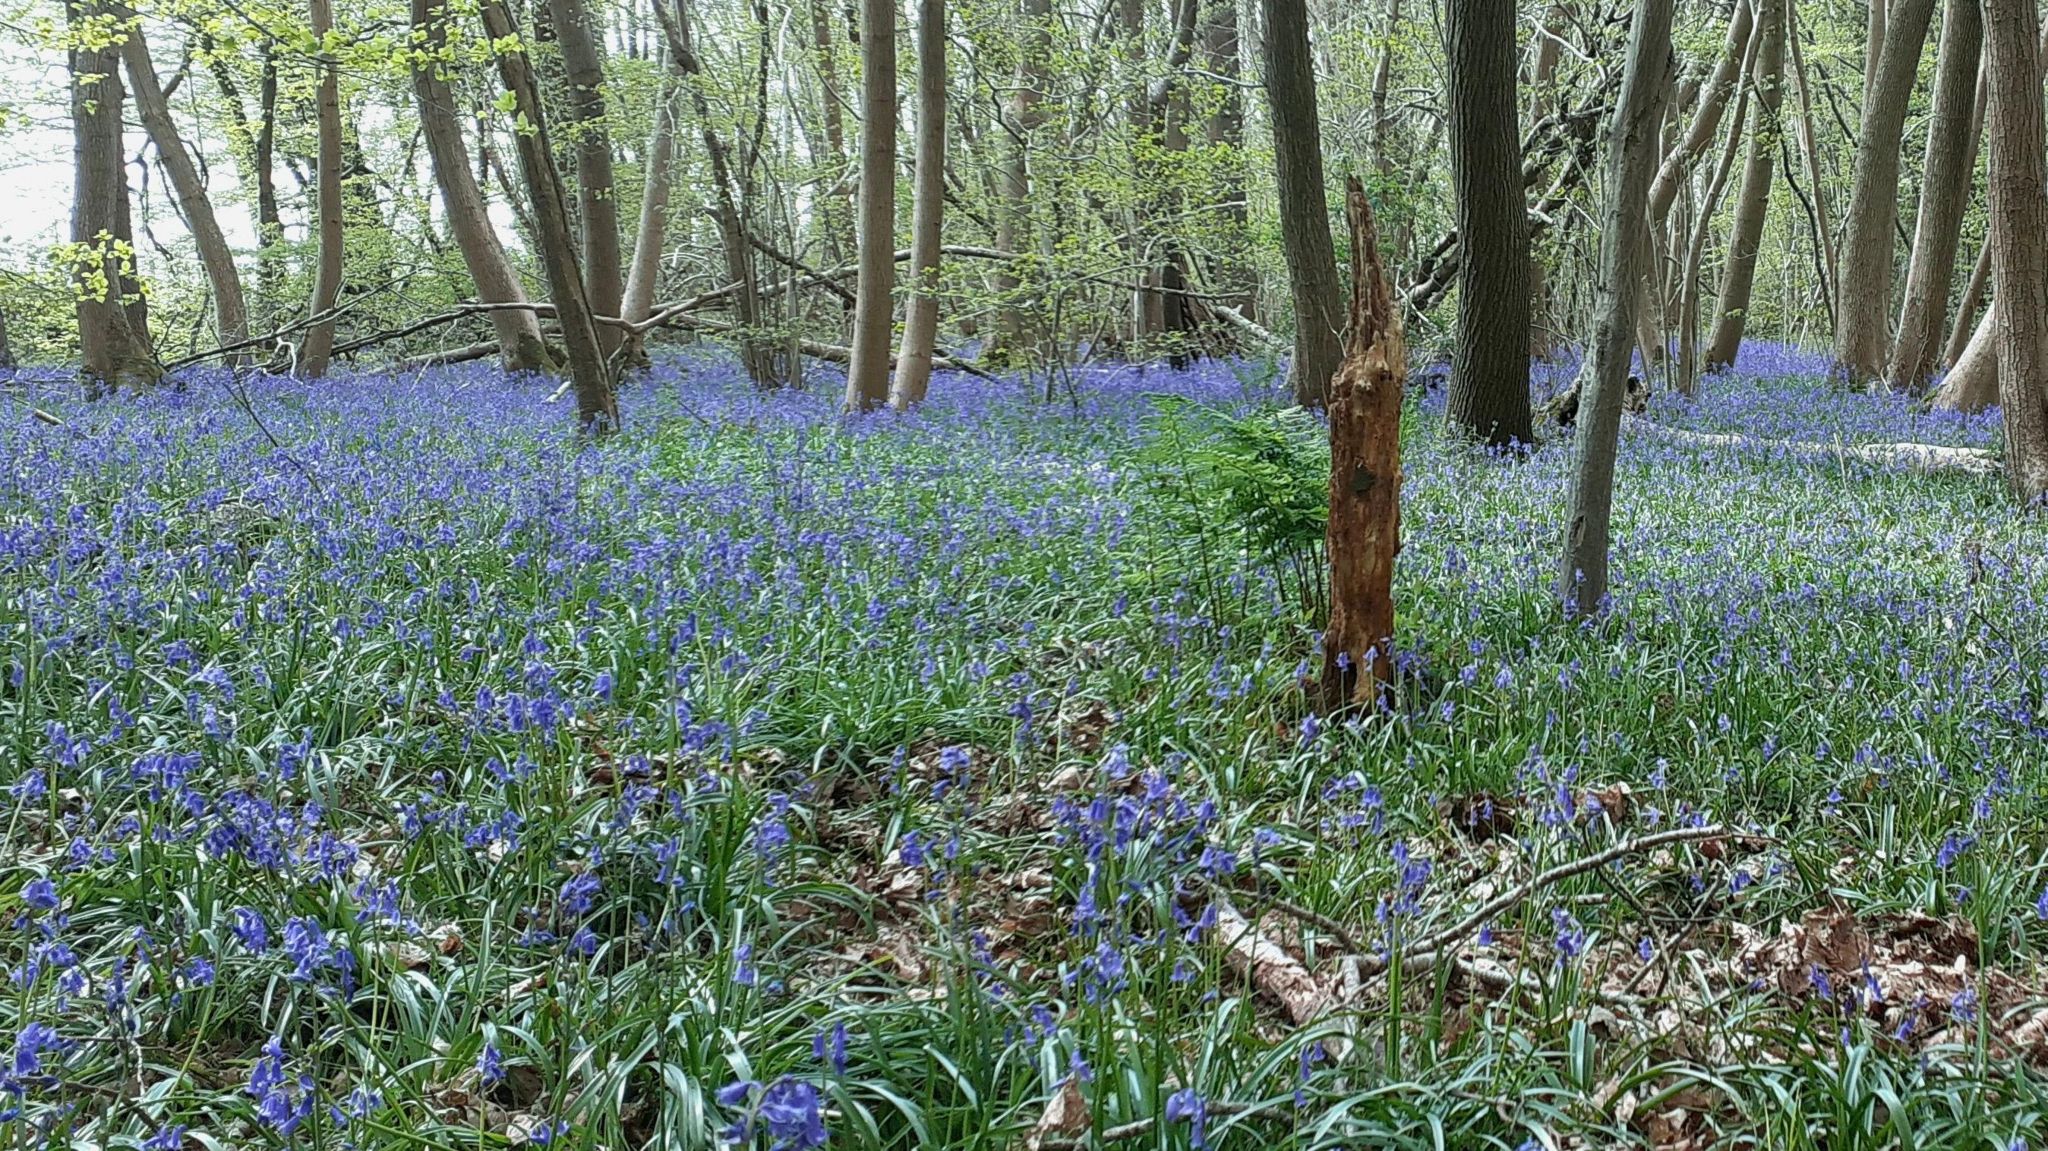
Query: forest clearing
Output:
[[9, 0, 2048, 1143]]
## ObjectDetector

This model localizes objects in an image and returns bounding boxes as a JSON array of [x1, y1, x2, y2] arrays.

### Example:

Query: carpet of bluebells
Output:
[[2, 343, 2047, 1151]]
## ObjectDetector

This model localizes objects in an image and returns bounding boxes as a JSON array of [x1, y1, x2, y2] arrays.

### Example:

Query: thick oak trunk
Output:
[[1983, 0, 2048, 502], [1886, 0, 1983, 392], [1831, 0, 1938, 383]]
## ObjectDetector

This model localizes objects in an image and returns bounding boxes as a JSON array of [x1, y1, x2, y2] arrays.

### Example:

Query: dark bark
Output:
[[481, 0, 619, 431], [67, 0, 158, 393], [548, 0, 625, 359], [1445, 0, 1530, 445], [411, 0, 555, 372], [1261, 0, 1343, 408], [300, 0, 346, 378]]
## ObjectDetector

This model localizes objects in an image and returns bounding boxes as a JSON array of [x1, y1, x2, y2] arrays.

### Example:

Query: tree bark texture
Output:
[[1983, 0, 2048, 502], [1886, 0, 1982, 392], [1261, 0, 1343, 409], [1321, 176, 1404, 711], [68, 0, 158, 393], [300, 0, 347, 378], [1703, 0, 1783, 372], [548, 0, 626, 358], [1561, 0, 1673, 617], [1445, 0, 1531, 446], [841, 0, 897, 411], [890, 0, 946, 409]]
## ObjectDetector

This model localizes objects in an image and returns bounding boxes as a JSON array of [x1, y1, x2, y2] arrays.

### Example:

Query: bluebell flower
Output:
[[1164, 1087, 1207, 1149], [558, 871, 601, 918], [20, 878, 57, 912], [478, 1042, 505, 1087]]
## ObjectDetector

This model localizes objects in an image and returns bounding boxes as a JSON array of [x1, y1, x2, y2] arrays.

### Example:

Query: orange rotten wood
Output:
[[1320, 176, 1405, 711]]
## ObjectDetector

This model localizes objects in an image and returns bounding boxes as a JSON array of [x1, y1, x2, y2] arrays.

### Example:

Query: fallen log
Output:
[[1624, 418, 1999, 475]]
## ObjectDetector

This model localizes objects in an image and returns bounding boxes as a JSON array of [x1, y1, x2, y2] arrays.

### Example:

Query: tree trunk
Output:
[[300, 0, 346, 378], [1703, 0, 1784, 373], [623, 78, 678, 327], [1445, 0, 1531, 446], [1321, 176, 1404, 710], [1983, 0, 2048, 502], [890, 0, 945, 409], [1648, 0, 1753, 226], [841, 0, 897, 411], [810, 0, 855, 263], [67, 0, 158, 393], [1930, 303, 1999, 412], [121, 17, 249, 362], [1831, 0, 1938, 383], [1526, 1, 1570, 359], [1261, 0, 1343, 409], [482, 0, 619, 431], [1561, 0, 1673, 616], [549, 0, 625, 359], [1945, 240, 1994, 368], [1678, 40, 1755, 391], [1885, 0, 1982, 392], [1201, 0, 1253, 315], [411, 0, 556, 373], [655, 0, 782, 385], [1783, 0, 1837, 307], [991, 0, 1050, 364]]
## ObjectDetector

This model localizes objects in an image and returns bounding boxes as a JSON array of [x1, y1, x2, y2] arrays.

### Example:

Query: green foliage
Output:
[[1137, 395, 1330, 620]]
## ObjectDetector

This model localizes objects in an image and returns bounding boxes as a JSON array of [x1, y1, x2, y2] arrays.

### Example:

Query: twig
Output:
[[1374, 824, 1731, 973]]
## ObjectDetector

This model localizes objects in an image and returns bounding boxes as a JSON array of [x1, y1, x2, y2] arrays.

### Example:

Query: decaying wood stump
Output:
[[1321, 176, 1405, 711]]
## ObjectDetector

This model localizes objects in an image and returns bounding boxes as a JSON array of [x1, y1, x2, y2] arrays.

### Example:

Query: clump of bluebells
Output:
[[0, 346, 2045, 1148]]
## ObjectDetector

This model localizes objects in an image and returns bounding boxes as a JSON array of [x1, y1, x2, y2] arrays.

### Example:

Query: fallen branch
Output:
[[1381, 824, 1731, 972], [1210, 304, 1284, 351], [1625, 418, 2000, 475], [1213, 897, 1328, 1026]]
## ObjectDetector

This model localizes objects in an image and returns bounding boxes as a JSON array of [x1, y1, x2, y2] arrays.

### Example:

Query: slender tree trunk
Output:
[[1679, 48, 1753, 391], [549, 0, 625, 358], [1782, 3, 1836, 307], [655, 0, 781, 385], [1704, 0, 1784, 373], [121, 19, 249, 361], [841, 0, 897, 411], [1885, 0, 1982, 392], [890, 0, 946, 409], [300, 0, 346, 378], [411, 0, 555, 372], [991, 0, 1049, 363], [623, 77, 677, 328], [1526, 1, 1569, 359], [1561, 0, 1673, 615], [1202, 0, 1253, 315], [68, 0, 157, 393], [1321, 177, 1404, 710], [1832, 0, 1938, 383], [482, 0, 618, 431], [255, 46, 283, 326], [1945, 240, 1994, 368], [810, 0, 855, 262], [1371, 0, 1407, 263], [1648, 0, 1753, 226], [1983, 0, 2048, 502], [1446, 0, 1531, 446], [1261, 0, 1343, 409]]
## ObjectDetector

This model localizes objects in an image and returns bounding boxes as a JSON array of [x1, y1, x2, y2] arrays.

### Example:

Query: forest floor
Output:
[[0, 344, 2044, 1150]]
